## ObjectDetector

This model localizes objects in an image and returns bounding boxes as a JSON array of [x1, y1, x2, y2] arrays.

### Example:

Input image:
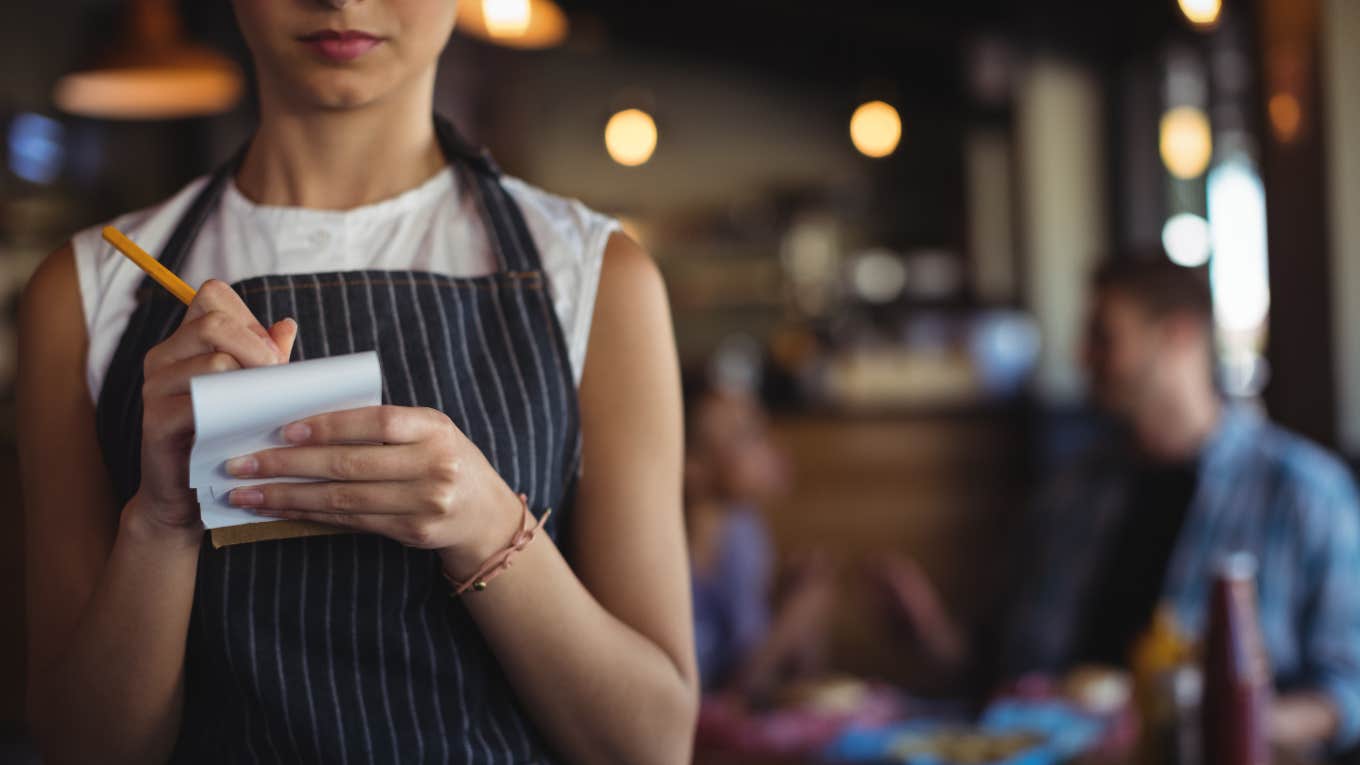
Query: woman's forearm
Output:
[[460, 535, 698, 765], [28, 498, 202, 765]]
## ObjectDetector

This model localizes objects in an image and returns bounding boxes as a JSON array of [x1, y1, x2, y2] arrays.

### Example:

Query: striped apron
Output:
[[94, 117, 581, 764]]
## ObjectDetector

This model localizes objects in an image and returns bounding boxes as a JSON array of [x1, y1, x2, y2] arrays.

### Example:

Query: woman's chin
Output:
[[291, 71, 399, 111]]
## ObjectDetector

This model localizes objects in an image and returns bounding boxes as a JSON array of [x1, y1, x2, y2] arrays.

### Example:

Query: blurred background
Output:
[[1, 0, 1358, 762]]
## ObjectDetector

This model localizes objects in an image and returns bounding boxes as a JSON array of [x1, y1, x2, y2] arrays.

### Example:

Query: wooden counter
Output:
[[765, 410, 1031, 690]]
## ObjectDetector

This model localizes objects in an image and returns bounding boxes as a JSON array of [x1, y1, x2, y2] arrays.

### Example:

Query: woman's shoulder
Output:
[[494, 177, 623, 384], [68, 175, 215, 401], [496, 176, 621, 267], [71, 175, 215, 278], [70, 173, 212, 317]]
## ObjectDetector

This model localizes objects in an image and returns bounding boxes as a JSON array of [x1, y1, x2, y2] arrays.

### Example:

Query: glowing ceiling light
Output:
[[55, 67, 242, 121], [850, 101, 902, 159], [1159, 106, 1213, 179], [456, 0, 568, 49], [1178, 0, 1222, 28], [52, 0, 242, 120], [483, 0, 531, 38], [605, 109, 658, 167], [1161, 213, 1212, 267]]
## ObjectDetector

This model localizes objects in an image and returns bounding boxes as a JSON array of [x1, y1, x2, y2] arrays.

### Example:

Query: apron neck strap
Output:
[[149, 143, 245, 280], [436, 116, 543, 274], [143, 114, 544, 285], [434, 115, 500, 176]]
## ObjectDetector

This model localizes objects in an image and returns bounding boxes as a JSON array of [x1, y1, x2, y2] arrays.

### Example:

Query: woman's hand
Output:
[[222, 405, 524, 577], [134, 279, 295, 532]]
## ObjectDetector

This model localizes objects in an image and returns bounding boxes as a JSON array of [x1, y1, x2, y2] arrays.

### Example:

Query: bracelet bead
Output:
[[442, 494, 550, 596]]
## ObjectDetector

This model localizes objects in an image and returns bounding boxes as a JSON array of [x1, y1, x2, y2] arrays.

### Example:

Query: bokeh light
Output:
[[850, 101, 902, 159], [1161, 213, 1212, 267], [54, 65, 243, 121], [1178, 0, 1222, 28], [605, 108, 659, 167], [8, 113, 65, 185], [1268, 92, 1303, 144], [1159, 106, 1213, 179], [849, 249, 908, 304], [483, 0, 532, 38], [455, 0, 568, 49], [1208, 161, 1271, 332]]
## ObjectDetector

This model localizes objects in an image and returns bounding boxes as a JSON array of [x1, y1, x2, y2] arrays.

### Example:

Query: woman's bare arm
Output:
[[19, 250, 290, 763], [460, 234, 698, 763], [19, 244, 201, 763]]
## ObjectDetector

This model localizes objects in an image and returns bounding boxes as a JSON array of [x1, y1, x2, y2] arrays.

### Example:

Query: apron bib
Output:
[[94, 117, 581, 764]]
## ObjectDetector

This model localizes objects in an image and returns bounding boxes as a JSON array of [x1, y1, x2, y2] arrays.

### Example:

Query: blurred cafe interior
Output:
[[3, 0, 1360, 763]]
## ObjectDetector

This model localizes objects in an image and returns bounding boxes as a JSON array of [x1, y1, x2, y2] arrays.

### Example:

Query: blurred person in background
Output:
[[887, 256, 1360, 753], [17, 1, 696, 762], [1008, 257, 1360, 752], [685, 382, 834, 699]]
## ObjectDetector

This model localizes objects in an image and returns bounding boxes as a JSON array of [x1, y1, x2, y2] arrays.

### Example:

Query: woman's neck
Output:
[[235, 75, 447, 210]]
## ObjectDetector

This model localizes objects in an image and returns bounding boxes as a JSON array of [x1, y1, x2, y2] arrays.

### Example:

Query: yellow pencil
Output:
[[101, 226, 198, 306]]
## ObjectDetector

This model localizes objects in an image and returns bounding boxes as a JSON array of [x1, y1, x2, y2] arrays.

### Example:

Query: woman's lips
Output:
[[298, 30, 383, 62]]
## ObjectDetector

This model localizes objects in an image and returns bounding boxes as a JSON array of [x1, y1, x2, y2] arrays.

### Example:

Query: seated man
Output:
[[1001, 257, 1360, 750]]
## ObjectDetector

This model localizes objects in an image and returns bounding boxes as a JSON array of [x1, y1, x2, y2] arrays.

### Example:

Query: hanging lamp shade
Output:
[[53, 0, 243, 120], [455, 0, 569, 49]]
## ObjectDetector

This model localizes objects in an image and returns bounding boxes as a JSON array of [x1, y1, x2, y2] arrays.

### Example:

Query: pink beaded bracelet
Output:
[[443, 494, 551, 596]]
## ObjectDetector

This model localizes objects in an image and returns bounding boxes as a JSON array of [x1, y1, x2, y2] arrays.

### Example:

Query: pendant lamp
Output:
[[53, 0, 244, 120], [456, 0, 570, 49]]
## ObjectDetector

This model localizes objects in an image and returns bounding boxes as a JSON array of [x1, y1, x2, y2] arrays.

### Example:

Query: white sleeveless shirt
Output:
[[72, 168, 618, 403]]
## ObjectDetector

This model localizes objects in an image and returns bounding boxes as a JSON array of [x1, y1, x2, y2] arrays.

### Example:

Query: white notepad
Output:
[[188, 351, 382, 530]]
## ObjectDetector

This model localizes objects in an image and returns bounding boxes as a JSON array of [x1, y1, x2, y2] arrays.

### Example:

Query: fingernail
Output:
[[230, 488, 264, 507], [283, 423, 311, 443], [224, 456, 258, 477]]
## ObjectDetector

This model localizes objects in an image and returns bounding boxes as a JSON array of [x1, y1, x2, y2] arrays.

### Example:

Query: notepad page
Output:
[[188, 351, 382, 530]]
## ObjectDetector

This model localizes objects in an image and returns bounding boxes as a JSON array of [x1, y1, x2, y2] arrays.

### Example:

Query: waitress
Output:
[[17, 1, 696, 763]]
